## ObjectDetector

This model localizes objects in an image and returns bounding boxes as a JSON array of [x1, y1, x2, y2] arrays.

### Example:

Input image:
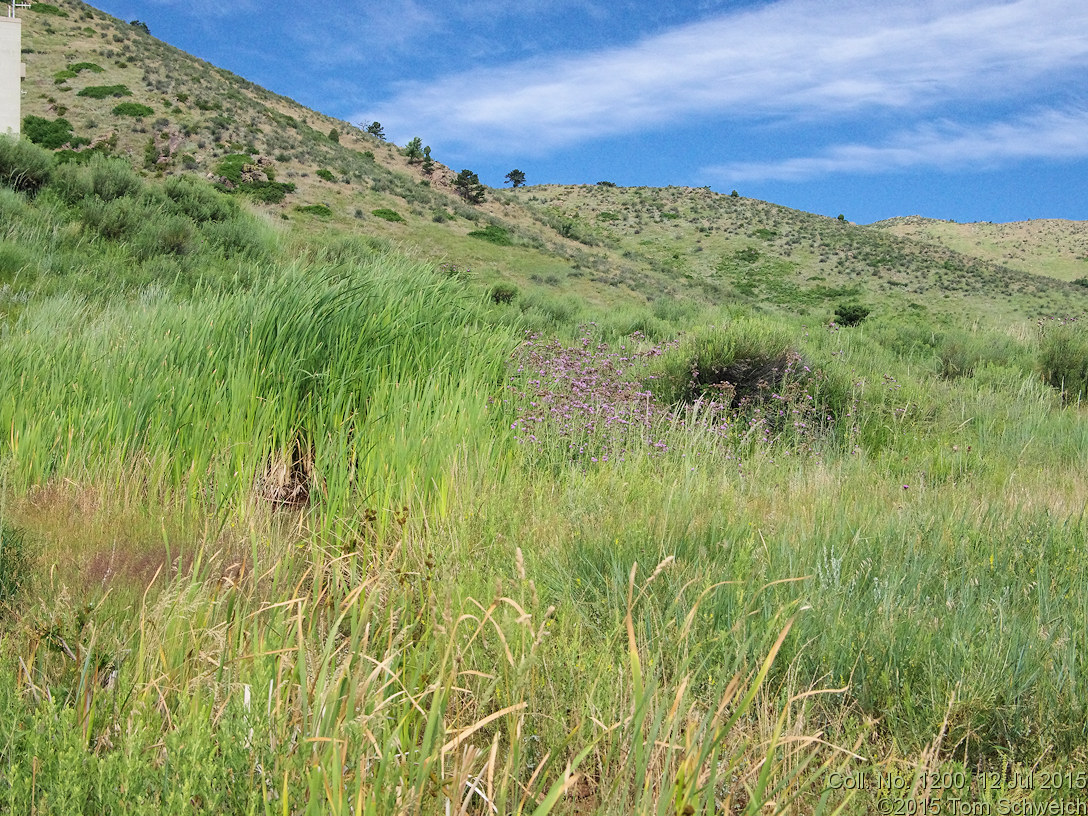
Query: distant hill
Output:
[[18, 0, 1088, 327], [871, 216, 1088, 283]]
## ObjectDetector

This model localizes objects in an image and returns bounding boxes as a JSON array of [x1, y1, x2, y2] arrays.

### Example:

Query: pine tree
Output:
[[454, 169, 486, 204], [404, 137, 424, 164]]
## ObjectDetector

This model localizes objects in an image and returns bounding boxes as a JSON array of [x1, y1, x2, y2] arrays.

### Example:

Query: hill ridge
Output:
[[15, 0, 1088, 325]]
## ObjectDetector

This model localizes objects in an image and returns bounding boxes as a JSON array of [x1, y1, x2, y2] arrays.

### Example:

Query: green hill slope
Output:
[[872, 215, 1088, 282], [18, 1, 1088, 330], [4, 4, 1088, 815]]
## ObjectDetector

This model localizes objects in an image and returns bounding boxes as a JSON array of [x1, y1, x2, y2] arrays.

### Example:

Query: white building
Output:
[[0, 7, 26, 137]]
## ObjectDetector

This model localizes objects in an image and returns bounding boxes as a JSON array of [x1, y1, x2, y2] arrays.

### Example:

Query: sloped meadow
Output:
[[2, 140, 1088, 814]]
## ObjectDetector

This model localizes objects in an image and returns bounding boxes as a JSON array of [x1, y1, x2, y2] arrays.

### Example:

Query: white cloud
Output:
[[705, 108, 1088, 181], [361, 0, 1088, 151]]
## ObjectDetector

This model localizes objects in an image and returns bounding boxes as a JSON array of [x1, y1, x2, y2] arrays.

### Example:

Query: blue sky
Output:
[[88, 0, 1088, 224]]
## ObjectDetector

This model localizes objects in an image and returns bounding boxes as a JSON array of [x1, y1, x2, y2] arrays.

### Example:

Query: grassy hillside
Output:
[[18, 1, 1088, 332], [511, 184, 1088, 325], [3, 3, 1088, 816], [873, 216, 1088, 283]]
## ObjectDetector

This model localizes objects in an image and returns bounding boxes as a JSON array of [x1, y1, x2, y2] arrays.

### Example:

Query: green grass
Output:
[[6, 10, 1088, 811], [0, 257, 513, 525]]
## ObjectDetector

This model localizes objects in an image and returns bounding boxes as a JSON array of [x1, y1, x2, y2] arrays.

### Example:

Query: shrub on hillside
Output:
[[543, 212, 598, 246], [81, 195, 145, 240], [22, 115, 89, 150], [295, 203, 332, 217], [371, 208, 405, 223], [86, 154, 142, 201], [113, 102, 154, 117], [0, 136, 54, 194], [212, 154, 292, 202], [134, 213, 195, 259], [77, 84, 133, 99], [833, 302, 871, 326], [215, 153, 252, 184], [489, 282, 519, 305], [67, 62, 104, 74], [242, 181, 294, 203], [29, 2, 67, 16], [163, 176, 237, 222]]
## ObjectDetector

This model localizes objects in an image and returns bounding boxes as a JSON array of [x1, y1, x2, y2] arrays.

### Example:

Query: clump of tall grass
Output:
[[646, 322, 797, 405], [162, 175, 238, 223], [1037, 316, 1088, 401], [132, 213, 195, 258], [595, 304, 673, 341], [863, 314, 1032, 380], [80, 194, 145, 240], [0, 239, 32, 285], [0, 253, 515, 528], [200, 216, 276, 261], [933, 328, 1028, 380], [84, 153, 143, 201], [517, 289, 587, 333]]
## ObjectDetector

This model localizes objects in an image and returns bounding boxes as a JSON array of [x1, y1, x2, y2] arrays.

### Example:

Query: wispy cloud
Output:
[[363, 0, 1088, 151], [294, 0, 606, 72], [297, 1, 441, 65], [145, 0, 255, 16], [705, 108, 1088, 181]]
